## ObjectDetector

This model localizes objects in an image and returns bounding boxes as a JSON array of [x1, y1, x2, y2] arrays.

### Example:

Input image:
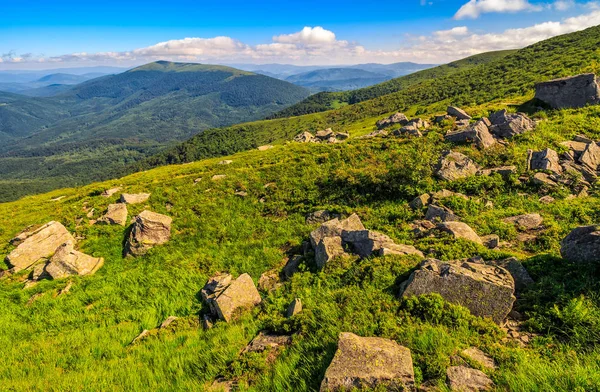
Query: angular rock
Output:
[[425, 204, 460, 223], [212, 273, 262, 322], [342, 229, 423, 259], [282, 255, 303, 279], [379, 243, 424, 258], [462, 347, 496, 370], [503, 213, 543, 231], [45, 241, 104, 280], [445, 119, 496, 149], [5, 222, 75, 272], [306, 210, 341, 225], [410, 194, 432, 210], [435, 114, 453, 124], [335, 132, 350, 140], [487, 257, 533, 295], [481, 234, 500, 250], [580, 141, 600, 171], [101, 187, 121, 198], [309, 213, 365, 249], [124, 210, 172, 257], [478, 166, 517, 178], [320, 332, 415, 392], [201, 273, 233, 315], [119, 193, 151, 204], [431, 189, 469, 201], [447, 106, 472, 120], [315, 236, 345, 268], [489, 110, 535, 139], [376, 112, 409, 129], [446, 366, 494, 391], [294, 131, 315, 143], [101, 203, 128, 226], [316, 128, 335, 140], [242, 331, 292, 354], [532, 172, 558, 187], [437, 222, 483, 245], [535, 73, 600, 109], [436, 151, 479, 181], [400, 259, 516, 324], [527, 149, 562, 174], [561, 225, 600, 263], [286, 298, 303, 317]]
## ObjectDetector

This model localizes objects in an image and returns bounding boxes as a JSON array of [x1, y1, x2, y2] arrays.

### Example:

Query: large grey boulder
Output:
[[486, 257, 534, 295], [342, 230, 424, 259], [527, 148, 562, 174], [5, 222, 75, 272], [580, 141, 600, 171], [315, 236, 345, 268], [503, 213, 543, 231], [400, 259, 516, 324], [45, 241, 104, 280], [437, 222, 483, 245], [310, 214, 365, 249], [320, 332, 415, 392], [445, 119, 496, 149], [436, 151, 479, 181], [561, 225, 600, 263], [425, 204, 460, 223], [535, 73, 600, 109], [202, 273, 262, 322], [124, 210, 172, 257], [376, 112, 409, 129], [446, 366, 494, 391], [489, 110, 535, 139], [447, 106, 472, 120], [294, 131, 315, 143], [101, 203, 128, 226]]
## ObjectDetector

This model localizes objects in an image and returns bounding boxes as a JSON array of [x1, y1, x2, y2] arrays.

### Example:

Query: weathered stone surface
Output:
[[561, 225, 600, 263], [489, 110, 535, 139], [580, 141, 600, 171], [431, 189, 469, 201], [410, 194, 432, 210], [124, 210, 172, 257], [445, 119, 496, 149], [316, 128, 335, 140], [462, 347, 496, 370], [306, 210, 341, 225], [379, 243, 424, 258], [377, 112, 409, 129], [287, 298, 303, 317], [45, 241, 104, 280], [487, 257, 533, 295], [320, 332, 415, 392], [101, 203, 128, 226], [309, 213, 365, 249], [535, 73, 600, 109], [5, 222, 75, 272], [436, 151, 479, 181], [447, 106, 472, 120], [213, 273, 262, 322], [481, 235, 500, 250], [532, 172, 558, 187], [257, 145, 273, 151], [503, 213, 543, 231], [446, 366, 494, 391], [527, 149, 562, 174], [101, 187, 121, 198], [294, 131, 315, 143], [342, 230, 423, 258], [478, 166, 517, 178], [211, 174, 227, 181], [119, 193, 151, 204], [315, 236, 345, 268], [282, 255, 303, 279], [539, 195, 555, 204], [242, 331, 292, 354], [400, 259, 516, 324], [407, 118, 429, 129], [258, 271, 281, 292], [437, 222, 483, 245], [425, 204, 460, 223]]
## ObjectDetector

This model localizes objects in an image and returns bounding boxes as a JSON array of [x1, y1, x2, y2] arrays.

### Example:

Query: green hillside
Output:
[[0, 61, 310, 201]]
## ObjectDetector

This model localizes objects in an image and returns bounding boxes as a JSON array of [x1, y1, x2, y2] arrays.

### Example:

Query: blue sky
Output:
[[1, 0, 600, 69]]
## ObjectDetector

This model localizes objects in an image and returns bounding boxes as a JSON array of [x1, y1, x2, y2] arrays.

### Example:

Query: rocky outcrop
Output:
[[489, 110, 535, 139], [462, 347, 496, 370], [101, 203, 128, 226], [310, 214, 365, 249], [5, 222, 75, 272], [44, 241, 104, 280], [119, 193, 151, 204], [445, 119, 496, 149], [376, 112, 409, 129], [436, 151, 479, 181], [315, 236, 345, 268], [447, 106, 472, 120], [124, 210, 172, 257], [486, 257, 534, 295], [503, 213, 543, 231], [437, 222, 483, 245], [320, 332, 415, 392], [425, 204, 460, 222], [294, 131, 315, 143], [400, 259, 516, 324], [202, 273, 262, 322], [561, 225, 600, 263], [446, 366, 494, 391], [535, 73, 600, 109], [527, 148, 562, 174], [306, 210, 341, 225]]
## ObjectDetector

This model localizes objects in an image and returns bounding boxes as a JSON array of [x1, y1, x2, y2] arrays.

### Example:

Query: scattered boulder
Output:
[[320, 332, 415, 392], [561, 225, 600, 263], [316, 128, 335, 140], [379, 243, 424, 258], [580, 141, 600, 171], [410, 194, 432, 210], [282, 255, 303, 279], [257, 145, 273, 151], [445, 119, 495, 149], [478, 166, 517, 178], [294, 131, 315, 143], [400, 259, 516, 324], [343, 230, 423, 259], [5, 222, 75, 272], [489, 110, 535, 139], [481, 234, 500, 250], [211, 174, 227, 181], [425, 204, 460, 223], [503, 213, 543, 231], [202, 273, 262, 322], [376, 112, 409, 129], [242, 331, 292, 354], [44, 241, 104, 280], [447, 106, 472, 120], [100, 203, 128, 226], [436, 151, 479, 181], [486, 257, 534, 295], [539, 195, 555, 204], [535, 73, 600, 109], [407, 118, 430, 129], [315, 236, 345, 268], [310, 213, 365, 249], [218, 160, 233, 165], [119, 193, 151, 205], [101, 187, 121, 198], [532, 172, 558, 187], [258, 270, 281, 292], [527, 149, 562, 174], [306, 210, 341, 225], [286, 298, 302, 317], [446, 366, 494, 391], [335, 132, 350, 140], [437, 222, 483, 245], [124, 210, 172, 257], [462, 347, 496, 370]]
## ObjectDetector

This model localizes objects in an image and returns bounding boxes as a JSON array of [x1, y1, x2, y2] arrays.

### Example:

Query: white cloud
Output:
[[455, 0, 542, 19], [553, 0, 575, 10], [434, 26, 470, 38], [273, 26, 337, 45]]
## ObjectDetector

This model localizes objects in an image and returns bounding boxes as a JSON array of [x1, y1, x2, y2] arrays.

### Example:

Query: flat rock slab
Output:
[[101, 187, 121, 198], [561, 225, 600, 263], [436, 151, 479, 181], [119, 193, 151, 204], [45, 241, 104, 279], [446, 366, 493, 391], [101, 203, 128, 226], [5, 221, 75, 272], [462, 347, 496, 370], [213, 273, 262, 322], [447, 106, 472, 120], [489, 110, 535, 139], [320, 332, 415, 392], [503, 213, 543, 231], [242, 331, 292, 354], [400, 259, 515, 324], [125, 210, 172, 257], [437, 222, 483, 245]]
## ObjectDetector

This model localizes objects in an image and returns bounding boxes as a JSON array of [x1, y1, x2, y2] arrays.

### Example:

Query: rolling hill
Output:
[[284, 68, 390, 92]]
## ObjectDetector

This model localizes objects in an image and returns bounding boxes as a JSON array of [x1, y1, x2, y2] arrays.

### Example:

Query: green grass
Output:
[[1, 98, 600, 390]]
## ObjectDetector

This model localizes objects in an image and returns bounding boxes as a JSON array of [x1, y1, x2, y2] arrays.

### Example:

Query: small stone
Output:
[[119, 193, 151, 204], [481, 235, 500, 249], [257, 145, 273, 151], [462, 347, 496, 370], [410, 194, 432, 210], [447, 106, 472, 120], [503, 213, 543, 231], [286, 298, 303, 317], [446, 366, 494, 391], [218, 160, 233, 165], [130, 330, 150, 345], [101, 187, 121, 198], [159, 316, 178, 329], [211, 174, 227, 181], [101, 203, 128, 226], [539, 195, 555, 204]]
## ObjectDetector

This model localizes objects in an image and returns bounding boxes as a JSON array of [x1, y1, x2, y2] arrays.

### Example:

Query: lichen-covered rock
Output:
[[376, 112, 409, 129], [445, 119, 496, 149], [410, 194, 432, 210], [489, 110, 535, 138], [437, 222, 483, 245], [527, 148, 562, 174], [5, 221, 75, 272], [320, 332, 415, 392], [400, 259, 516, 324], [580, 141, 600, 171], [45, 241, 104, 279], [486, 257, 533, 295], [119, 193, 151, 204], [436, 151, 479, 181], [425, 204, 460, 223], [101, 203, 128, 226], [446, 366, 494, 391], [306, 210, 341, 225], [535, 73, 600, 109], [462, 347, 496, 370], [294, 131, 315, 143], [124, 210, 172, 257], [561, 225, 600, 263], [447, 106, 472, 120], [212, 273, 262, 322], [286, 298, 303, 317], [315, 236, 345, 268], [309, 214, 365, 249]]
